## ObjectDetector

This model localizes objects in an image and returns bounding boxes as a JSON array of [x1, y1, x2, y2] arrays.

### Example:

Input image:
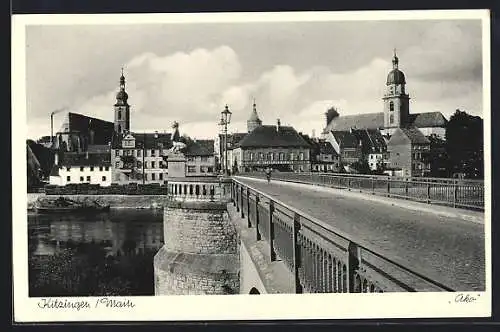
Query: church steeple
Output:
[[382, 50, 410, 136], [114, 68, 130, 135], [247, 98, 262, 133]]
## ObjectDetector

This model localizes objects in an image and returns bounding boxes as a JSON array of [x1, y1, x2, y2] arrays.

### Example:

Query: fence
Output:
[[239, 172, 484, 211], [44, 183, 168, 195], [232, 179, 454, 293]]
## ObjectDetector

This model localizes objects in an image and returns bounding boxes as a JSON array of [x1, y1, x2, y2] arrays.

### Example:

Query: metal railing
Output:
[[239, 172, 484, 211], [231, 179, 455, 293]]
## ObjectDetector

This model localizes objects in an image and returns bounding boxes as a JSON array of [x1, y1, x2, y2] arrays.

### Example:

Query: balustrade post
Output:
[[387, 177, 391, 197], [371, 177, 375, 194], [240, 186, 244, 218], [453, 180, 458, 208], [426, 182, 431, 204], [347, 242, 360, 293], [292, 213, 303, 294], [232, 182, 236, 206], [269, 200, 276, 261], [347, 178, 351, 191], [236, 184, 240, 212], [404, 178, 409, 199], [246, 188, 251, 226], [255, 195, 261, 241]]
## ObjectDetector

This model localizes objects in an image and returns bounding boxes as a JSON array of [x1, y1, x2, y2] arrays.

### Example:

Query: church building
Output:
[[323, 51, 447, 139]]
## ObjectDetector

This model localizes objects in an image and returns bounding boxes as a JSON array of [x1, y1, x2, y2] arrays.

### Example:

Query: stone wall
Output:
[[30, 194, 169, 210], [154, 200, 240, 295]]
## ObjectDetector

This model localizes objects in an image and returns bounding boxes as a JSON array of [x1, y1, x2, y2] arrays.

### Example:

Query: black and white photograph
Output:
[[12, 9, 491, 321]]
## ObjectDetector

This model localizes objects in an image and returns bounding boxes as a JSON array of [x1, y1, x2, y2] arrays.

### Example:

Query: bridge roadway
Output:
[[235, 176, 485, 291]]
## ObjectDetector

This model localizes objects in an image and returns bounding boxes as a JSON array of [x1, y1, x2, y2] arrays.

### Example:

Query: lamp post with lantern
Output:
[[219, 104, 232, 175]]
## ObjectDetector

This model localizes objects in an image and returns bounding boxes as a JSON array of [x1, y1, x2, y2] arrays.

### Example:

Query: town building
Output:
[[301, 135, 340, 172], [387, 127, 431, 177], [49, 151, 112, 186], [53, 112, 114, 153], [351, 129, 388, 171], [322, 51, 448, 139], [323, 130, 362, 171], [232, 119, 312, 172], [185, 139, 216, 176]]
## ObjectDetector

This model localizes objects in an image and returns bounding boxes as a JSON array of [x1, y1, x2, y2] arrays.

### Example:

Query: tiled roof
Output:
[[324, 112, 384, 132], [238, 125, 311, 148], [352, 129, 387, 153], [318, 140, 338, 155], [331, 131, 360, 149], [389, 127, 430, 145], [409, 112, 447, 128], [185, 139, 215, 156], [87, 144, 111, 153], [112, 132, 173, 149], [225, 132, 248, 149], [59, 152, 111, 166], [59, 112, 115, 146]]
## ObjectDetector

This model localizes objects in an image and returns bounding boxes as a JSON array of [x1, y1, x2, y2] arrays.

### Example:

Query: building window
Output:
[[151, 161, 156, 169], [66, 176, 71, 182], [299, 152, 304, 161], [159, 173, 163, 181], [115, 162, 120, 168], [137, 150, 142, 157], [208, 166, 214, 173], [115, 150, 119, 157], [151, 173, 156, 180], [389, 101, 394, 112], [200, 166, 207, 173], [80, 176, 84, 182], [187, 166, 196, 173], [290, 153, 295, 160], [390, 114, 394, 124], [80, 166, 84, 171], [151, 150, 156, 157], [249, 153, 254, 161], [201, 156, 208, 162], [102, 176, 106, 182], [90, 166, 94, 171], [144, 161, 148, 169], [99, 166, 103, 171], [66, 167, 71, 171], [86, 176, 91, 182], [268, 152, 274, 161], [279, 152, 285, 161], [159, 160, 163, 168], [144, 173, 148, 181], [118, 110, 122, 119]]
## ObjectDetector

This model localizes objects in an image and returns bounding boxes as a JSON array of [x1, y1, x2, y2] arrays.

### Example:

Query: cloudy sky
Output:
[[25, 17, 484, 140]]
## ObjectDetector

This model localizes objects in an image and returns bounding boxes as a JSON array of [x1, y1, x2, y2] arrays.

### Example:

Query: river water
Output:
[[28, 209, 164, 297]]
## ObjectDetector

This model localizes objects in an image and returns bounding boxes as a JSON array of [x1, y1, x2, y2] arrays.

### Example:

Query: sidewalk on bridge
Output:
[[227, 202, 295, 294], [235, 176, 485, 225]]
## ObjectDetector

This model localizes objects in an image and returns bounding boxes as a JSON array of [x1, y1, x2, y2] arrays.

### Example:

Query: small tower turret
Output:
[[114, 68, 130, 135]]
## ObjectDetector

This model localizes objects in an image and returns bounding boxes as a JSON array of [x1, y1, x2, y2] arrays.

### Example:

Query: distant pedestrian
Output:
[[265, 167, 272, 183]]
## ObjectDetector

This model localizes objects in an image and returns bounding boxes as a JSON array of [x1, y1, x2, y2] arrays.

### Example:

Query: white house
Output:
[[49, 151, 112, 186]]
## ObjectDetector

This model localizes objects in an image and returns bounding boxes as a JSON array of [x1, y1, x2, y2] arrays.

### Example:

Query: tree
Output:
[[445, 109, 483, 178], [349, 160, 371, 174], [325, 107, 340, 124]]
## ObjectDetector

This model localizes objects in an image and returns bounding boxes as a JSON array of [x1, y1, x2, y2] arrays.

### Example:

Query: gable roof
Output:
[[238, 125, 311, 148], [59, 152, 111, 167], [389, 127, 430, 145], [352, 129, 387, 153], [331, 131, 360, 149], [324, 112, 384, 132], [112, 132, 173, 149], [318, 140, 338, 155], [185, 139, 215, 156], [409, 112, 447, 128]]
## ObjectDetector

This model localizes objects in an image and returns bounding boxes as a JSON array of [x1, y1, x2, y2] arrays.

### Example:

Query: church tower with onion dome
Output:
[[247, 99, 262, 133], [382, 50, 410, 136], [114, 68, 130, 135]]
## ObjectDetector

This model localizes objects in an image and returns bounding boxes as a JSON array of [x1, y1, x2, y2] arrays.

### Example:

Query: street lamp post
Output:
[[219, 104, 232, 175]]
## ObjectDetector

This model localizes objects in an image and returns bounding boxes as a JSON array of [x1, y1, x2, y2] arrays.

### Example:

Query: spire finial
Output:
[[121, 67, 124, 76], [393, 48, 397, 57], [392, 48, 399, 69]]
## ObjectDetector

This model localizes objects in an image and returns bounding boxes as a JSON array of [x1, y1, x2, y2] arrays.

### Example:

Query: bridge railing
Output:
[[238, 172, 484, 211], [231, 178, 455, 293]]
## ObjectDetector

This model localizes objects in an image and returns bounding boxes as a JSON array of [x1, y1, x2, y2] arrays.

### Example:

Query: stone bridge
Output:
[[152, 174, 485, 295]]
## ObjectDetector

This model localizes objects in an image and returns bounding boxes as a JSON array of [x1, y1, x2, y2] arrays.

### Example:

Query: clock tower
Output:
[[114, 68, 130, 135]]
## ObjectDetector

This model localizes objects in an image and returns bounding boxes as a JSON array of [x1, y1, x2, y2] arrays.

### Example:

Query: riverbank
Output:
[[27, 193, 170, 211]]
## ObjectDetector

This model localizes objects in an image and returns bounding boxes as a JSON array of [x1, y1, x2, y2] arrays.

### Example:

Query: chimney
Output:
[[276, 118, 281, 132]]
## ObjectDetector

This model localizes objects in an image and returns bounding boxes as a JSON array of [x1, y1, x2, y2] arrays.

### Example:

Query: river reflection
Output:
[[28, 209, 164, 297]]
